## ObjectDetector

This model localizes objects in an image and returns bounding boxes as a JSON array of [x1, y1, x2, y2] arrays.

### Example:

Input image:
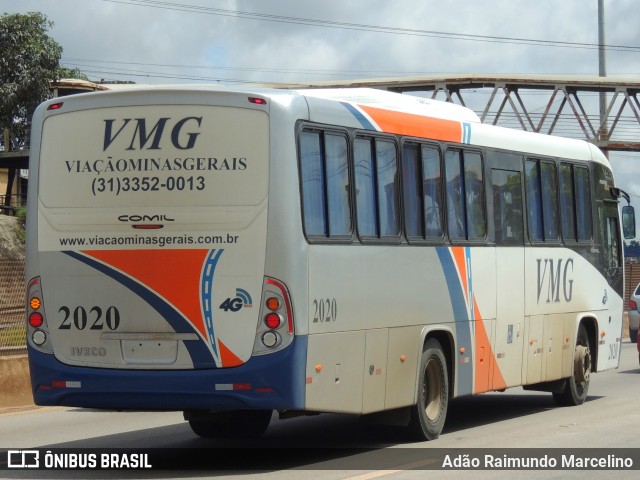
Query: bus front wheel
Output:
[[185, 409, 272, 439], [553, 323, 591, 406], [407, 338, 449, 441]]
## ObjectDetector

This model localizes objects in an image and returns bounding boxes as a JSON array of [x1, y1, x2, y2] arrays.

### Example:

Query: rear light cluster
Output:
[[629, 300, 638, 311], [26, 277, 52, 352], [253, 277, 294, 355]]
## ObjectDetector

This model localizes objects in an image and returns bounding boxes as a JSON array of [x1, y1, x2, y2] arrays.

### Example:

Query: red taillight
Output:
[[630, 300, 638, 310], [248, 97, 267, 105], [27, 276, 52, 351], [254, 277, 294, 354], [264, 313, 281, 329], [29, 312, 44, 328], [47, 102, 64, 110], [266, 278, 294, 334]]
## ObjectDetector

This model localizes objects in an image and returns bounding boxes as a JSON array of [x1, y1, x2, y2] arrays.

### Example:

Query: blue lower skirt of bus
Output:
[[28, 336, 307, 411]]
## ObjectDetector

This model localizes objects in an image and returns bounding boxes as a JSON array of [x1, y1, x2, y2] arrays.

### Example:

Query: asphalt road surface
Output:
[[1, 340, 639, 480]]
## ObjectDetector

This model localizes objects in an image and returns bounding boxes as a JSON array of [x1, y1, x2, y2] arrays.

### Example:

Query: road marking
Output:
[[344, 458, 440, 479]]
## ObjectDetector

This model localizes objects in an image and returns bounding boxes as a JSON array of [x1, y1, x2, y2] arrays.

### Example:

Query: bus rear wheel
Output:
[[407, 338, 449, 441], [185, 409, 272, 439], [553, 324, 590, 406]]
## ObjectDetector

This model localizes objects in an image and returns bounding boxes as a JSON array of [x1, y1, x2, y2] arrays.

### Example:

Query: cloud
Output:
[[7, 0, 639, 83], [5, 0, 640, 222]]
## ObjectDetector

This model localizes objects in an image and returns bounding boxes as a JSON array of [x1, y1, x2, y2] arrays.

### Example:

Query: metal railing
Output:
[[0, 258, 26, 356]]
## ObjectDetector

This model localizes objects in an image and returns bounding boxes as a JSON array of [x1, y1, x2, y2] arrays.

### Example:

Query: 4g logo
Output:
[[219, 288, 253, 313]]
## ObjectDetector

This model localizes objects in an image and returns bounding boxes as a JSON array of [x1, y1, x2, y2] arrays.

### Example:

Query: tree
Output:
[[0, 11, 84, 209], [58, 67, 90, 81], [0, 12, 66, 136]]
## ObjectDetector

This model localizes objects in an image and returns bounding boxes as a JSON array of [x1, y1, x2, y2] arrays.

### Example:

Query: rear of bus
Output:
[[24, 88, 306, 413]]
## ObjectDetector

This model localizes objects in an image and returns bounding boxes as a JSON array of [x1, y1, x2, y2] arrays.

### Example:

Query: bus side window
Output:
[[402, 143, 423, 238], [559, 163, 577, 241], [574, 166, 592, 241], [445, 149, 466, 239], [559, 163, 593, 243], [355, 137, 379, 237], [299, 131, 327, 237], [402, 143, 443, 241], [525, 158, 559, 243], [445, 148, 485, 241], [325, 133, 351, 236], [492, 169, 523, 245], [605, 216, 621, 269], [355, 136, 400, 241], [464, 152, 485, 239], [540, 162, 559, 241], [376, 139, 400, 237], [422, 145, 444, 238], [299, 129, 351, 240], [525, 160, 543, 241]]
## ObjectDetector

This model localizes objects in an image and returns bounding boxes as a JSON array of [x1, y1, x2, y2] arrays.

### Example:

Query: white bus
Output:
[[25, 86, 635, 440]]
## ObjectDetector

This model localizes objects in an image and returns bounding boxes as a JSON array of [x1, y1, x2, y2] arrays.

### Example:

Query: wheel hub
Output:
[[573, 344, 591, 384], [424, 358, 442, 421]]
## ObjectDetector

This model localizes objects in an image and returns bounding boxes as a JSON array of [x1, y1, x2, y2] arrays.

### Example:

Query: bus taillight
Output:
[[265, 297, 280, 311], [47, 102, 64, 111], [264, 313, 282, 329], [29, 312, 44, 328], [248, 97, 267, 105], [253, 277, 295, 355], [265, 278, 294, 335], [30, 297, 42, 309], [26, 277, 52, 352]]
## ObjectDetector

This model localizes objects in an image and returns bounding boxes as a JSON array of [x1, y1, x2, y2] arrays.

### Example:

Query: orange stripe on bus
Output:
[[218, 339, 243, 367], [473, 299, 507, 393], [450, 247, 468, 303], [83, 249, 210, 338], [358, 104, 462, 142]]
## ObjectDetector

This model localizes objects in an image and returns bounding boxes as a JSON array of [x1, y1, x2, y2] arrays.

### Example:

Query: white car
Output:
[[628, 283, 640, 344]]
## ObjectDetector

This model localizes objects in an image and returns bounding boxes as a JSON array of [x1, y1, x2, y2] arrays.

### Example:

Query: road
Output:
[[1, 341, 639, 479]]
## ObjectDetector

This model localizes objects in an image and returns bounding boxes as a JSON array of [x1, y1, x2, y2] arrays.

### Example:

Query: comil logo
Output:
[[117, 214, 175, 223], [219, 288, 253, 312]]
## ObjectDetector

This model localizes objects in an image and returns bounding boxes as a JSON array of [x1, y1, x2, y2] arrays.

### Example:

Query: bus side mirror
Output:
[[622, 205, 636, 240]]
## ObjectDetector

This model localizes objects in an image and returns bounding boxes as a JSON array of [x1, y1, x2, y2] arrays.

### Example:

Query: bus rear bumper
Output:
[[28, 336, 307, 411]]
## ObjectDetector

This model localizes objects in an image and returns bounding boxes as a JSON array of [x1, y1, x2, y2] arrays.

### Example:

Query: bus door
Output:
[[491, 165, 525, 388], [599, 197, 624, 369]]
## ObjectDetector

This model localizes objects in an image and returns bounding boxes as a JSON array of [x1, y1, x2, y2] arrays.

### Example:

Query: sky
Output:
[[5, 0, 640, 83], [3, 0, 640, 231]]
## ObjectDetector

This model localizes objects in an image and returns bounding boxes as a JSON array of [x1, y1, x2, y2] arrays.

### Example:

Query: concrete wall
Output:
[[0, 355, 33, 409]]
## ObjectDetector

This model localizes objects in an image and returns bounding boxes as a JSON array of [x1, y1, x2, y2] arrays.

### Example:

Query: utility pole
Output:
[[598, 0, 608, 154]]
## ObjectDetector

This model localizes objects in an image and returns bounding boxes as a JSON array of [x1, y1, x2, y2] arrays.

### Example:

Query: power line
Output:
[[62, 57, 435, 78], [64, 1, 640, 83], [99, 0, 640, 53]]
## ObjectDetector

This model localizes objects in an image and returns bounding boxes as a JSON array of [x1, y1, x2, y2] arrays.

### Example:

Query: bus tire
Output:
[[553, 324, 590, 406], [407, 338, 448, 441], [187, 410, 272, 439]]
